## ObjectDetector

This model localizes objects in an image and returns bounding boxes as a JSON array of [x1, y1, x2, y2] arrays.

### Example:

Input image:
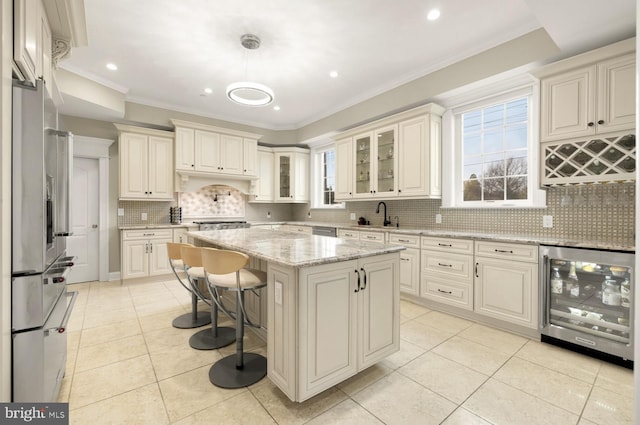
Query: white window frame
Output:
[[309, 141, 345, 209], [441, 81, 546, 209]]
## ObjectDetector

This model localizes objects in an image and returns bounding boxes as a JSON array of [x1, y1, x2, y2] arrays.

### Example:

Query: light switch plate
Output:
[[141, 213, 147, 221], [117, 208, 124, 216], [435, 214, 442, 224], [350, 213, 356, 220], [542, 215, 553, 228]]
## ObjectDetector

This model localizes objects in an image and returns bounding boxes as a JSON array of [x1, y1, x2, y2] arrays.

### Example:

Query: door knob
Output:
[[92, 224, 98, 229]]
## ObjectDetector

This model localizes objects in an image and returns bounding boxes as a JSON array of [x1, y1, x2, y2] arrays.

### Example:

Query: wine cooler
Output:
[[540, 245, 634, 363]]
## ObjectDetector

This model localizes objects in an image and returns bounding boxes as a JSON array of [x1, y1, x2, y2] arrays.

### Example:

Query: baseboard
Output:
[[109, 272, 121, 281]]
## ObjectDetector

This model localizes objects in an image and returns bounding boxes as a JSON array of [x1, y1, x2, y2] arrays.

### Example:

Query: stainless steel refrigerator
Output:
[[12, 79, 77, 402]]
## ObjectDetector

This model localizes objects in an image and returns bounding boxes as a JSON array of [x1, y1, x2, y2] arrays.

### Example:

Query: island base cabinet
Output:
[[267, 253, 400, 402], [474, 257, 538, 329]]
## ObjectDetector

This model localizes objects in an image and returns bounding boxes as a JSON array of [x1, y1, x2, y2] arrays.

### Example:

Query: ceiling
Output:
[[59, 0, 636, 131]]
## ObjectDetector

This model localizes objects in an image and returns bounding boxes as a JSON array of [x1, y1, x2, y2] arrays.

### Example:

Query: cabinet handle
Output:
[[475, 262, 479, 278], [438, 243, 452, 247], [398, 239, 411, 243], [145, 243, 149, 254], [587, 122, 595, 127], [494, 249, 513, 254], [149, 243, 153, 253], [437, 262, 452, 268], [360, 267, 367, 291], [142, 233, 155, 236], [598, 119, 605, 125], [354, 269, 361, 293], [366, 235, 376, 239], [401, 257, 410, 262], [437, 288, 452, 295]]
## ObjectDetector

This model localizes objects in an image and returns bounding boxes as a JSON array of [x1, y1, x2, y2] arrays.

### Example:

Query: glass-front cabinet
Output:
[[278, 155, 291, 199], [540, 245, 634, 361], [273, 148, 310, 203], [353, 125, 398, 199]]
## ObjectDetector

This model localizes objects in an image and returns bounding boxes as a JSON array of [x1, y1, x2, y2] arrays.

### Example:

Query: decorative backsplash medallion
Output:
[[179, 185, 245, 219]]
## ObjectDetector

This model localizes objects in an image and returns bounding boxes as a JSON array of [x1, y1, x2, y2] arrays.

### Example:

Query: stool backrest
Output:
[[181, 246, 207, 268], [201, 248, 249, 275], [167, 242, 193, 260]]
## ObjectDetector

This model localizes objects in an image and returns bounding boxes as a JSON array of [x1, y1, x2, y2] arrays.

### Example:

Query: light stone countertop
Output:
[[188, 228, 404, 268], [119, 224, 198, 230]]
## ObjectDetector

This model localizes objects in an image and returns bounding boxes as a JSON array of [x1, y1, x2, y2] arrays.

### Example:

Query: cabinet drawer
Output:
[[421, 250, 473, 282], [421, 277, 472, 310], [337, 229, 359, 240], [285, 225, 312, 234], [359, 231, 385, 243], [122, 229, 173, 240], [475, 241, 538, 263], [421, 236, 473, 254], [388, 233, 420, 248]]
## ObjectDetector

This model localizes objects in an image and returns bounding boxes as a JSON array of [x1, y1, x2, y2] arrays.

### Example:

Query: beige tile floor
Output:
[[59, 278, 634, 425]]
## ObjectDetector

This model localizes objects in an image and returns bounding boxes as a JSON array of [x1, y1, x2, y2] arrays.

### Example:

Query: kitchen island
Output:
[[188, 228, 403, 402]]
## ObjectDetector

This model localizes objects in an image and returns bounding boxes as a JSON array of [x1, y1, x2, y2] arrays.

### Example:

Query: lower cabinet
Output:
[[268, 253, 400, 402], [121, 229, 172, 279], [474, 241, 539, 329], [420, 236, 474, 310], [388, 233, 420, 296]]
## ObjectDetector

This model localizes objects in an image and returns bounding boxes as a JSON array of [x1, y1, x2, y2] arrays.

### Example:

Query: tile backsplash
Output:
[[293, 183, 635, 247]]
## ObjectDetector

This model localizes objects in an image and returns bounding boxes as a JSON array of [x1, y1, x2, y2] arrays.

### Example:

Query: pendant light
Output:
[[226, 34, 274, 107]]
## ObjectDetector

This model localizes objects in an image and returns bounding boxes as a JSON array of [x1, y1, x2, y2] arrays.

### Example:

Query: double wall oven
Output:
[[12, 80, 76, 401]]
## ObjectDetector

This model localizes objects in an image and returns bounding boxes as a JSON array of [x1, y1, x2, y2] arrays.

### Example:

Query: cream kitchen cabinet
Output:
[[474, 241, 538, 329], [335, 103, 444, 201], [173, 226, 197, 244], [281, 224, 313, 235], [121, 229, 173, 279], [297, 253, 399, 400], [337, 229, 386, 244], [420, 236, 474, 310], [171, 119, 261, 177], [389, 233, 420, 296], [14, 0, 42, 85], [273, 147, 309, 202], [251, 147, 274, 202], [537, 39, 635, 143], [116, 125, 174, 201]]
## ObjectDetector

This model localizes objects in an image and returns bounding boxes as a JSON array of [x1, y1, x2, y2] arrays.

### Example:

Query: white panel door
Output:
[[67, 157, 99, 283]]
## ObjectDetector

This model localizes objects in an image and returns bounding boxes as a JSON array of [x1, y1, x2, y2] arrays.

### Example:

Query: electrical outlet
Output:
[[435, 214, 442, 224], [542, 215, 553, 228], [141, 213, 147, 221], [350, 213, 356, 220], [117, 208, 124, 216]]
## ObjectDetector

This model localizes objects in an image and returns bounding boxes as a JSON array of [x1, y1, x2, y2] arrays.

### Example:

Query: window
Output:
[[462, 98, 529, 202], [310, 144, 344, 209], [442, 82, 546, 208]]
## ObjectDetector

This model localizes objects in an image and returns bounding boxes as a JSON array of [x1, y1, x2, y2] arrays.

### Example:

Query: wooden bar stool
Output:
[[167, 242, 210, 329], [181, 246, 235, 350], [201, 248, 267, 388]]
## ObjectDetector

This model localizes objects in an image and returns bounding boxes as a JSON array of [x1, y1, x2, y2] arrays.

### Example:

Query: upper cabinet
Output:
[[273, 147, 309, 203], [14, 0, 49, 88], [251, 147, 275, 202], [116, 124, 174, 201], [335, 103, 444, 201], [172, 120, 260, 178], [539, 54, 635, 142], [534, 38, 636, 185]]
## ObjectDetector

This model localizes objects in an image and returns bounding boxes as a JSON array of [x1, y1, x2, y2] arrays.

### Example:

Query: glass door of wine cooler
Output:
[[540, 245, 634, 361]]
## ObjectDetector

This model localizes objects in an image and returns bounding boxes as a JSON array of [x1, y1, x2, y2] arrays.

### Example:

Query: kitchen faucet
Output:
[[376, 201, 392, 226]]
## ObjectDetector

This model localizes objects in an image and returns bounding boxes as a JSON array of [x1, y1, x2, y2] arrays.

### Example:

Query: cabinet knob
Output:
[[598, 119, 605, 125], [398, 189, 402, 193], [191, 164, 195, 167], [587, 122, 595, 127]]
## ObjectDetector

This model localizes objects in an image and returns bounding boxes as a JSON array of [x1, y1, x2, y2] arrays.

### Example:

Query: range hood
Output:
[[175, 171, 257, 194]]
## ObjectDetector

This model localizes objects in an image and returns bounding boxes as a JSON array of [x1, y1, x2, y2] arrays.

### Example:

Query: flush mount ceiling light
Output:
[[226, 34, 274, 107]]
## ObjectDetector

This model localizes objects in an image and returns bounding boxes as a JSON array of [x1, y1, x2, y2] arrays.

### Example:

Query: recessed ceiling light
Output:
[[427, 9, 441, 21], [274, 106, 281, 111], [329, 71, 339, 78], [204, 87, 213, 94], [106, 63, 118, 71]]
